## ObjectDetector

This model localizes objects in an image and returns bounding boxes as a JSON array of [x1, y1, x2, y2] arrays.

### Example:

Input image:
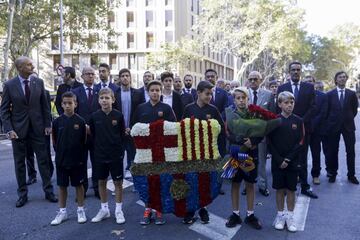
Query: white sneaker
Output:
[[274, 213, 286, 230], [77, 209, 87, 224], [125, 170, 132, 179], [115, 209, 126, 224], [286, 214, 297, 232], [91, 208, 110, 223], [51, 211, 68, 225]]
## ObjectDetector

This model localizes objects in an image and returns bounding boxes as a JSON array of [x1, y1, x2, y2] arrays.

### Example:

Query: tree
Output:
[[193, 0, 310, 83], [0, 0, 119, 81], [146, 38, 202, 75]]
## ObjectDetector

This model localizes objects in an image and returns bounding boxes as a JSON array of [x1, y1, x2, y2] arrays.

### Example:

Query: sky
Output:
[[297, 0, 360, 36]]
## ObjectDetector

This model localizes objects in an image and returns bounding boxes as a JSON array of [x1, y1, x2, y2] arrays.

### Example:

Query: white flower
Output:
[[131, 123, 150, 137], [163, 121, 179, 135], [134, 149, 153, 163], [164, 147, 180, 162]]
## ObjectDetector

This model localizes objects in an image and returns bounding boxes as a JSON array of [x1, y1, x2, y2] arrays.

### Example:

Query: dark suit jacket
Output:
[[277, 81, 316, 129], [180, 92, 194, 108], [94, 82, 119, 94], [0, 76, 51, 138], [116, 87, 143, 124], [182, 88, 197, 101], [55, 80, 83, 115], [325, 88, 358, 132], [211, 87, 229, 117], [161, 91, 183, 121], [311, 90, 328, 134], [138, 86, 147, 103], [72, 86, 99, 124]]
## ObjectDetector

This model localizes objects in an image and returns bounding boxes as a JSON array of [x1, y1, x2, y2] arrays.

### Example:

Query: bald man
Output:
[[72, 66, 100, 198], [0, 56, 57, 207], [247, 71, 273, 197]]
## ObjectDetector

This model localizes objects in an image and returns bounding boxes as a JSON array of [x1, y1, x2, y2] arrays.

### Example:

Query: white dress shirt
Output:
[[162, 93, 173, 107]]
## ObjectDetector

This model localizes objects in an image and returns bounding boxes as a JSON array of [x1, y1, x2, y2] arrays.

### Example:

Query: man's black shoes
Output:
[[16, 196, 28, 208]]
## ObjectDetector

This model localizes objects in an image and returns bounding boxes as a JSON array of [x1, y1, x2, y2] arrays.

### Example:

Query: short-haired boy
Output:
[[89, 88, 126, 224], [132, 80, 176, 225], [269, 91, 304, 232], [225, 87, 262, 230], [51, 91, 87, 225]]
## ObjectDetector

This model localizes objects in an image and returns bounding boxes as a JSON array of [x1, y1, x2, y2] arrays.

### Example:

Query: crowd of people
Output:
[[0, 56, 358, 234]]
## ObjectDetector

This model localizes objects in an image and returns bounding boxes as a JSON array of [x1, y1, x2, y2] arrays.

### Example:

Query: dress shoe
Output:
[[241, 189, 246, 195], [329, 176, 336, 183], [301, 189, 318, 199], [259, 188, 270, 197], [348, 176, 359, 185], [45, 193, 58, 203], [16, 196, 28, 208], [94, 190, 100, 199], [26, 178, 37, 185], [313, 177, 320, 185], [219, 189, 225, 195]]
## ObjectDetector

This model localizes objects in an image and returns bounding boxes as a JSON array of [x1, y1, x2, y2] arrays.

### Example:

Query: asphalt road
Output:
[[0, 115, 359, 240]]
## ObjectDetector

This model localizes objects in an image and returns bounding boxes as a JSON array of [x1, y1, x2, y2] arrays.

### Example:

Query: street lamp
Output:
[[60, 0, 64, 65]]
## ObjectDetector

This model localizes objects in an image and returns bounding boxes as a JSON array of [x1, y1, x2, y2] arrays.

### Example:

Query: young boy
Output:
[[225, 87, 262, 230], [89, 88, 126, 224], [51, 91, 87, 225], [182, 80, 225, 225], [269, 91, 304, 232], [132, 80, 176, 225]]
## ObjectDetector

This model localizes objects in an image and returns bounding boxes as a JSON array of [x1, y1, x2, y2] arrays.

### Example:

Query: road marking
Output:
[[189, 212, 241, 240], [0, 139, 12, 146], [293, 195, 310, 231]]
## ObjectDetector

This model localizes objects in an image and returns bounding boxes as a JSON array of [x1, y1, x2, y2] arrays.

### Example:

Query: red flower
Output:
[[180, 120, 188, 161], [190, 117, 196, 160], [248, 104, 277, 120]]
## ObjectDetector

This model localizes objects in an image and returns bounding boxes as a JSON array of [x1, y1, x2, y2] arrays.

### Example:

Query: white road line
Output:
[[293, 195, 311, 231], [189, 213, 241, 240]]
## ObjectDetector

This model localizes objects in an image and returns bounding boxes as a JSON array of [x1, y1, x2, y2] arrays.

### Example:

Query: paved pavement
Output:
[[0, 115, 359, 240]]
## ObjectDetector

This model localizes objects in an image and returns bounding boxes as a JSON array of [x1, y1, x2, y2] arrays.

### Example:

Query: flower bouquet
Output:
[[222, 104, 281, 178]]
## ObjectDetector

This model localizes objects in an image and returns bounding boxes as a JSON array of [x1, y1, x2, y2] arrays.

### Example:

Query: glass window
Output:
[[128, 53, 136, 69], [127, 12, 135, 28], [165, 31, 173, 42], [90, 54, 98, 68], [71, 54, 79, 68], [70, 35, 78, 50], [127, 32, 135, 48], [165, 0, 173, 6], [146, 32, 154, 48], [146, 11, 154, 27], [51, 35, 59, 50], [53, 55, 60, 71], [146, 0, 154, 6], [165, 10, 173, 27], [87, 34, 98, 49], [108, 11, 115, 26], [126, 0, 135, 7], [109, 54, 117, 70]]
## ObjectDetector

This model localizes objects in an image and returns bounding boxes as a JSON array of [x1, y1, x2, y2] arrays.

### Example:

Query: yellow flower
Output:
[[194, 119, 201, 160]]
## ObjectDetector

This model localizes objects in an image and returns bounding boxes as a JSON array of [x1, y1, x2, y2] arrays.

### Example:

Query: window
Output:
[[109, 54, 117, 70], [145, 11, 154, 27], [127, 32, 135, 48], [191, 15, 194, 26], [165, 0, 173, 6], [51, 35, 59, 50], [53, 55, 61, 71], [146, 0, 154, 6], [70, 35, 79, 49], [108, 39, 117, 49], [90, 54, 98, 68], [128, 53, 136, 69], [165, 31, 173, 42], [87, 34, 98, 49], [126, 0, 135, 7], [72, 55, 79, 68], [165, 10, 173, 27], [108, 11, 115, 26], [146, 32, 154, 48], [127, 12, 135, 28]]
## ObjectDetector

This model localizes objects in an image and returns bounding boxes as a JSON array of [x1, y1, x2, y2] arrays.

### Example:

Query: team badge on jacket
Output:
[[206, 114, 212, 119], [292, 124, 297, 130], [112, 120, 118, 126], [158, 111, 163, 117], [74, 124, 79, 130]]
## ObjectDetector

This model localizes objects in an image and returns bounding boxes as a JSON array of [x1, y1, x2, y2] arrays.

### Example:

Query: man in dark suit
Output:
[[174, 76, 194, 108], [325, 71, 359, 184], [0, 56, 57, 207], [303, 77, 328, 185], [94, 63, 119, 93], [72, 66, 100, 198], [182, 74, 197, 101], [160, 71, 184, 120], [277, 61, 318, 199], [117, 68, 143, 178], [55, 66, 83, 115], [139, 71, 154, 103]]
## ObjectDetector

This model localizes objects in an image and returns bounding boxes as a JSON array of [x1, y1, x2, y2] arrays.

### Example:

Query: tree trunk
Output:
[[2, 0, 16, 82]]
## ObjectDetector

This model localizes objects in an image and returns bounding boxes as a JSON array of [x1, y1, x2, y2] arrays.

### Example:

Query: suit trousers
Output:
[[327, 128, 356, 177], [310, 132, 326, 178], [299, 133, 310, 190], [12, 127, 54, 198], [82, 137, 98, 193], [257, 139, 268, 190], [124, 135, 136, 170]]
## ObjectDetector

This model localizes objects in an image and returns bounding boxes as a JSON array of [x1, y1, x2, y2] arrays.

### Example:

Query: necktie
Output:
[[102, 83, 107, 88], [253, 91, 258, 105], [87, 87, 93, 106], [23, 80, 30, 103], [293, 83, 299, 100], [339, 90, 344, 108]]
